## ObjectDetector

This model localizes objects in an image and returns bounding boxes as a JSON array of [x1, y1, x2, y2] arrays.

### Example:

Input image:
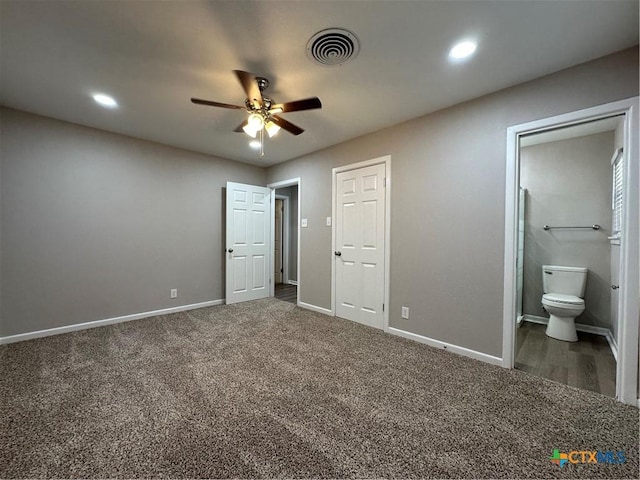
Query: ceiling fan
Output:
[[191, 70, 322, 150]]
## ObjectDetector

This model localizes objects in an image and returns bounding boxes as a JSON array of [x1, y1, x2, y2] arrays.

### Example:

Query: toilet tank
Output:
[[542, 265, 588, 297]]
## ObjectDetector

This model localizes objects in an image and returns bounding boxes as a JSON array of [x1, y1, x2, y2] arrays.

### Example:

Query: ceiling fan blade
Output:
[[234, 70, 263, 108], [270, 115, 304, 136], [191, 98, 244, 110], [270, 97, 322, 113], [233, 120, 248, 133]]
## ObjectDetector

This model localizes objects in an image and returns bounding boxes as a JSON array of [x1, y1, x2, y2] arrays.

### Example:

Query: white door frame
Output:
[[274, 194, 290, 284], [331, 155, 391, 331], [268, 178, 301, 304], [502, 97, 639, 405]]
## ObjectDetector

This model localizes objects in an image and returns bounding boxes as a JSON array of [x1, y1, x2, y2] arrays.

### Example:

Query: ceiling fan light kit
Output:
[[191, 69, 322, 158]]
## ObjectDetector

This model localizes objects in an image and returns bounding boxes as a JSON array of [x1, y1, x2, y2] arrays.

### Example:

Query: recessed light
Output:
[[92, 93, 118, 108], [249, 140, 261, 149], [449, 41, 477, 61]]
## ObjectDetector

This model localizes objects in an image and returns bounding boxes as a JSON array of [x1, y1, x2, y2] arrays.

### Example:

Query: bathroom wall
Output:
[[521, 131, 615, 329]]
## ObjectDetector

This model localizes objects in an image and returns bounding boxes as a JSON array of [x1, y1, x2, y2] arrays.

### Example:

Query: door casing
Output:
[[274, 194, 290, 284], [268, 178, 301, 304], [332, 156, 391, 331], [502, 97, 639, 405]]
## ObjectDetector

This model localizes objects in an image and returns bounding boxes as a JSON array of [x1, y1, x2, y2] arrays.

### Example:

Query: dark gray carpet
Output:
[[1, 298, 638, 479]]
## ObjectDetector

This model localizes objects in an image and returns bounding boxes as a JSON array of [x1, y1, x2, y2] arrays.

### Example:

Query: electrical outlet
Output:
[[326, 217, 332, 226], [401, 306, 409, 319], [170, 289, 178, 299], [301, 218, 308, 228]]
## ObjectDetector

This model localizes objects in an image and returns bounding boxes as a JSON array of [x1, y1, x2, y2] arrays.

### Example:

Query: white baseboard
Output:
[[298, 301, 332, 316], [388, 327, 503, 367], [522, 315, 617, 358], [286, 280, 298, 286], [606, 331, 618, 362], [523, 314, 611, 336], [522, 314, 549, 326], [0, 299, 225, 345]]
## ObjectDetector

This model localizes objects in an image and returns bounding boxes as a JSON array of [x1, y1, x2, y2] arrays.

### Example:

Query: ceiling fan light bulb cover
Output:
[[265, 121, 281, 138], [242, 124, 259, 137], [247, 113, 264, 129]]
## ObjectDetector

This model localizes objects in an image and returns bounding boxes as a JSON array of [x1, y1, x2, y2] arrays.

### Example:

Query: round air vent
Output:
[[306, 28, 360, 66]]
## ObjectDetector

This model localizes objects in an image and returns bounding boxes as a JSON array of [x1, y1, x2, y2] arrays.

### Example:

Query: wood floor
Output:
[[515, 321, 616, 398], [275, 283, 297, 304]]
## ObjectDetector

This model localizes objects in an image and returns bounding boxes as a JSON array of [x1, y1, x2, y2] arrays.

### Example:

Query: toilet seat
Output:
[[542, 293, 584, 308]]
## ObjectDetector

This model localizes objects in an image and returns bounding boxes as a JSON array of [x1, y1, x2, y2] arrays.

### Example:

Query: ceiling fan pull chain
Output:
[[260, 128, 264, 157]]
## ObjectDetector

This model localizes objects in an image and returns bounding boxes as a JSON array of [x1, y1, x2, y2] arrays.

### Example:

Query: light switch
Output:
[[301, 218, 308, 228], [326, 217, 332, 226]]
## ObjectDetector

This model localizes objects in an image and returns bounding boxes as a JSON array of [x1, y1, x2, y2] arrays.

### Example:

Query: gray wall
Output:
[[0, 108, 265, 337], [266, 47, 638, 357], [520, 132, 614, 329], [275, 185, 298, 282]]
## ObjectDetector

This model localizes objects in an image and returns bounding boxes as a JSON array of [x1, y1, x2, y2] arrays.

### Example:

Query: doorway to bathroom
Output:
[[502, 97, 639, 405]]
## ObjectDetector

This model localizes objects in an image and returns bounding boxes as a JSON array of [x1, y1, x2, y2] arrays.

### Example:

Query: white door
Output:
[[335, 163, 386, 329], [226, 182, 271, 304]]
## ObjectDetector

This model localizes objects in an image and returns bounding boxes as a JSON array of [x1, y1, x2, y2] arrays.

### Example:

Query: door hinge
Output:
[[383, 303, 385, 312], [383, 178, 386, 187]]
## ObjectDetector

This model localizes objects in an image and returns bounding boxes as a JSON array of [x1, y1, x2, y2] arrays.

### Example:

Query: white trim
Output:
[[502, 121, 519, 368], [268, 178, 301, 306], [0, 299, 225, 345], [269, 188, 276, 297], [503, 97, 639, 405], [286, 280, 298, 286], [298, 301, 332, 316], [388, 327, 503, 366], [606, 331, 618, 362], [523, 314, 611, 336], [331, 155, 391, 331], [274, 194, 290, 285]]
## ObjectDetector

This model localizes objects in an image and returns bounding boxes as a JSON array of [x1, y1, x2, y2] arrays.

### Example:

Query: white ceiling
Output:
[[1, 1, 638, 166]]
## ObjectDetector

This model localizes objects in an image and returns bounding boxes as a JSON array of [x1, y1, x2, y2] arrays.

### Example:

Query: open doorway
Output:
[[503, 97, 639, 405], [268, 178, 300, 305], [515, 117, 622, 397]]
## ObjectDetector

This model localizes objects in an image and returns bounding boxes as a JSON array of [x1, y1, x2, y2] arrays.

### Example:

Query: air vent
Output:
[[306, 28, 360, 66]]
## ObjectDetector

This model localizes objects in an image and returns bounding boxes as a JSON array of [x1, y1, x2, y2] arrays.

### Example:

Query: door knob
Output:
[[611, 285, 619, 290], [227, 248, 234, 253], [334, 251, 342, 256]]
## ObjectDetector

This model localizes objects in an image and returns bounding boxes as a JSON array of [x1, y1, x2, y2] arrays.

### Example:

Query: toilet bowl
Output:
[[542, 293, 585, 342], [541, 265, 588, 342]]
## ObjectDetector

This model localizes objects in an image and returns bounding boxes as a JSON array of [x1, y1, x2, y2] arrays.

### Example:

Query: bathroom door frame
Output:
[[502, 97, 639, 406], [274, 194, 290, 284], [268, 178, 301, 305]]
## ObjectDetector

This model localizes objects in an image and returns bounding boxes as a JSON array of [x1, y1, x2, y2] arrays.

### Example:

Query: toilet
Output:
[[541, 265, 588, 342]]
